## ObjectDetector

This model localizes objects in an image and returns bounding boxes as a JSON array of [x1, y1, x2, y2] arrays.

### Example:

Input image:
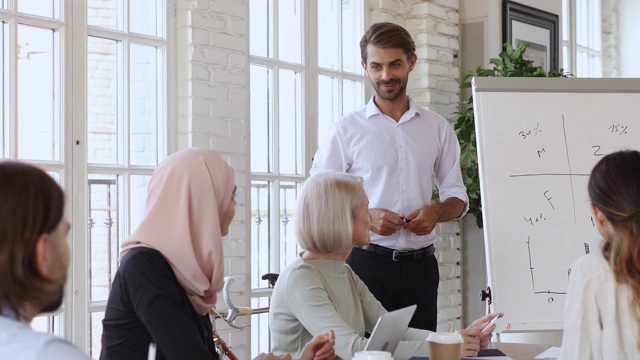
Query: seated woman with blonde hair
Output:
[[269, 171, 501, 360]]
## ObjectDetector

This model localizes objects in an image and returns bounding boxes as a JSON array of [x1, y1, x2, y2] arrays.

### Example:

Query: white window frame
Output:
[[1, 1, 174, 357], [562, 0, 602, 77], [247, 0, 366, 357]]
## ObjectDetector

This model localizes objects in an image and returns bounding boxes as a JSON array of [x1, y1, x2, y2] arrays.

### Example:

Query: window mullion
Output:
[[272, 178, 281, 273], [569, 0, 577, 75], [7, 16, 16, 159], [121, 36, 129, 167], [69, 0, 90, 352], [305, 0, 318, 172]]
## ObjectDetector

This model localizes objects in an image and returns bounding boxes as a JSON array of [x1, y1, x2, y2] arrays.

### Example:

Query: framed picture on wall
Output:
[[503, 0, 559, 72]]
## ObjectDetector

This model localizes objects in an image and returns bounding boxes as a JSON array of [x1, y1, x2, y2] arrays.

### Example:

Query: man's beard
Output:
[[371, 76, 408, 101]]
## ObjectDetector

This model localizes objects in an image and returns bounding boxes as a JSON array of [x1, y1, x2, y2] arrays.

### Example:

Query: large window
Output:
[[562, 0, 602, 77], [1, 1, 169, 358], [248, 0, 365, 356]]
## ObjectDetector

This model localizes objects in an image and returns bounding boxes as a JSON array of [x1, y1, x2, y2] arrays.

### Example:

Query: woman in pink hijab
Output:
[[100, 149, 334, 360]]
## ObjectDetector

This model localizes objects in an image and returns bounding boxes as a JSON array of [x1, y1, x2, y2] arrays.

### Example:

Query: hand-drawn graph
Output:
[[512, 115, 604, 302]]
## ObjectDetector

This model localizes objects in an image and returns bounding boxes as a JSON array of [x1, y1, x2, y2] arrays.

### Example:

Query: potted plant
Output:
[[451, 42, 570, 228]]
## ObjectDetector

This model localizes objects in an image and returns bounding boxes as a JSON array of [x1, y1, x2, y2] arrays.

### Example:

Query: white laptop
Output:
[[364, 304, 417, 354]]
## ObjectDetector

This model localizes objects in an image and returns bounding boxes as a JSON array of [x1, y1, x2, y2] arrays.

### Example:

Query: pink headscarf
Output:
[[120, 148, 235, 315]]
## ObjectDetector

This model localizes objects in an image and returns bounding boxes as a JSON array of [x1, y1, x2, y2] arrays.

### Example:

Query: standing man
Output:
[[0, 161, 89, 360], [310, 22, 469, 331]]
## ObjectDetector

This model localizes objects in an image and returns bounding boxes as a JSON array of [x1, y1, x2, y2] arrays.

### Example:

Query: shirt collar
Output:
[[365, 94, 421, 123], [0, 301, 28, 323]]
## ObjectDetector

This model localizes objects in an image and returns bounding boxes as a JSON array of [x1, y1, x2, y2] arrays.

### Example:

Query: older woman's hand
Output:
[[457, 327, 482, 357], [254, 353, 292, 360], [456, 312, 505, 356], [297, 329, 336, 360]]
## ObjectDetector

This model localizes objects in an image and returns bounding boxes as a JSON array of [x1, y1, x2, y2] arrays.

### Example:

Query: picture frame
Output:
[[503, 0, 559, 72]]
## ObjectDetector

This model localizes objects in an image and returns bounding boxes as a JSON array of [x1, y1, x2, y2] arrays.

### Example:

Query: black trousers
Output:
[[346, 246, 439, 331]]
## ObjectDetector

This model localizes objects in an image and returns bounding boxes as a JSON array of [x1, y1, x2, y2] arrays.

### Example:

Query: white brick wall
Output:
[[176, 0, 252, 357], [176, 0, 464, 355], [601, 0, 619, 77]]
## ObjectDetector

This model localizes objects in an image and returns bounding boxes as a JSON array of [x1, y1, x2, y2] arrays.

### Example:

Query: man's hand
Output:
[[402, 205, 440, 236], [404, 198, 465, 236], [297, 329, 335, 360], [368, 208, 406, 236]]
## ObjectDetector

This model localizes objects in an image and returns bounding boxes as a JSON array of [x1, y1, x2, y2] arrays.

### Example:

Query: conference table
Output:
[[409, 342, 556, 360], [489, 342, 555, 359]]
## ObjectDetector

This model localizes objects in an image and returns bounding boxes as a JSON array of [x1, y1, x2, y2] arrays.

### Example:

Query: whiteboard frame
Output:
[[472, 77, 640, 332]]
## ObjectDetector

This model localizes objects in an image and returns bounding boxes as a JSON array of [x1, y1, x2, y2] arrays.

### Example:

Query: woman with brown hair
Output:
[[560, 150, 640, 359]]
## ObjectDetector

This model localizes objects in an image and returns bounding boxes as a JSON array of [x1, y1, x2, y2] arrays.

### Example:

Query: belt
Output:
[[358, 243, 435, 262]]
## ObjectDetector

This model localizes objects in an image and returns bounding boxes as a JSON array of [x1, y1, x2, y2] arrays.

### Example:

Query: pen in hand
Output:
[[481, 314, 502, 334]]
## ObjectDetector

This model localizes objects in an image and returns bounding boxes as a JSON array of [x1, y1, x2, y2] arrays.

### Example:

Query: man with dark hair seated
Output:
[[0, 161, 88, 360]]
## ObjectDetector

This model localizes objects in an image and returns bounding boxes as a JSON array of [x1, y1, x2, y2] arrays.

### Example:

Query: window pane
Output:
[[17, 25, 60, 161], [130, 0, 160, 37], [90, 311, 105, 360], [1, 22, 7, 158], [87, 0, 123, 30], [318, 75, 339, 147], [562, 45, 569, 73], [249, 0, 274, 58], [250, 65, 274, 173], [342, 78, 362, 116], [590, 0, 601, 51], [88, 37, 120, 165], [251, 297, 271, 359], [251, 181, 272, 288], [18, 0, 60, 19], [342, 0, 363, 74], [318, 0, 339, 70], [279, 182, 299, 269], [591, 55, 602, 78], [561, 0, 569, 41], [278, 69, 302, 175], [278, 0, 302, 64], [31, 314, 62, 336], [130, 175, 151, 232], [130, 44, 159, 166], [576, 0, 587, 46], [88, 175, 119, 303], [576, 50, 587, 77]]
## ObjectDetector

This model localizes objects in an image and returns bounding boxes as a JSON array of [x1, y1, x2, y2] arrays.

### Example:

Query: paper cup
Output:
[[426, 332, 463, 360]]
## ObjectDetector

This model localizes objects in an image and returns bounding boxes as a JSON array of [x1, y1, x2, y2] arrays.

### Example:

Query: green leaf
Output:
[[451, 41, 567, 230]]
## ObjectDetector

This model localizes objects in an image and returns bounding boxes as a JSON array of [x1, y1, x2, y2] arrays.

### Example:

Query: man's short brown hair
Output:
[[0, 161, 65, 312], [360, 22, 416, 62]]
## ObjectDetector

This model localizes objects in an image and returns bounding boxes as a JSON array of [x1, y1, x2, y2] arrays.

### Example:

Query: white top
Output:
[[269, 256, 432, 360], [0, 315, 89, 360], [560, 254, 640, 359], [311, 96, 469, 250]]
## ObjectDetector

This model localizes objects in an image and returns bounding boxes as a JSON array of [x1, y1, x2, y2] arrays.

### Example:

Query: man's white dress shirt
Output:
[[311, 96, 469, 250]]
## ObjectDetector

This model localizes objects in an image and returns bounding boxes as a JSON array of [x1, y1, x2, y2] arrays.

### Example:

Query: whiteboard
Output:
[[473, 77, 640, 331]]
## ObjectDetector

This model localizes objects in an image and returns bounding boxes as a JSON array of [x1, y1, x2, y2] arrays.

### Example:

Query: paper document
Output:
[[534, 346, 561, 359]]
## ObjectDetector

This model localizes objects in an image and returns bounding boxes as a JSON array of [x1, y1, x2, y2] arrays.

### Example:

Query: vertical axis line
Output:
[[562, 115, 577, 223]]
